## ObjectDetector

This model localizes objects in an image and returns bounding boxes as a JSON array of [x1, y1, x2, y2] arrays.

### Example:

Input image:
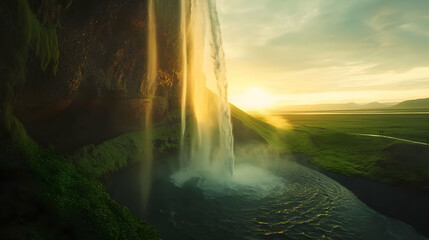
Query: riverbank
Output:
[[289, 154, 429, 238], [231, 105, 429, 191], [230, 107, 429, 237]]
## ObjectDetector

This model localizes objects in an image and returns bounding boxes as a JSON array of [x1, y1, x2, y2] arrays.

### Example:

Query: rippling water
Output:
[[106, 159, 427, 240]]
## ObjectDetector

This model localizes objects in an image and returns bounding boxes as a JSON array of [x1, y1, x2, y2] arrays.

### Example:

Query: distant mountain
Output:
[[275, 102, 393, 112], [392, 98, 429, 109], [364, 102, 390, 109]]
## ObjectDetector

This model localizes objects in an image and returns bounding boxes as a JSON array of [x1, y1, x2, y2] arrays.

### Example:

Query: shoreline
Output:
[[288, 154, 429, 238]]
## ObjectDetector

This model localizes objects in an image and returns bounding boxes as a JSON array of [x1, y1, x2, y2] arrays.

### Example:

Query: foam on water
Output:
[[171, 164, 286, 199]]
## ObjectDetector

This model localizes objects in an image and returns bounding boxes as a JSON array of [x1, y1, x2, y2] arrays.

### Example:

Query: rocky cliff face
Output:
[[21, 0, 182, 102], [0, 1, 179, 237], [11, 0, 183, 151]]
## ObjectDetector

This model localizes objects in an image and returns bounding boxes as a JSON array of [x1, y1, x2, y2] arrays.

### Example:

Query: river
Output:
[[106, 156, 427, 240]]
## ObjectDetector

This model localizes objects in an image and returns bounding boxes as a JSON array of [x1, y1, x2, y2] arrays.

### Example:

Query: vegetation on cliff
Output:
[[1, 137, 160, 239], [72, 111, 181, 178], [0, 0, 63, 140], [0, 1, 161, 238]]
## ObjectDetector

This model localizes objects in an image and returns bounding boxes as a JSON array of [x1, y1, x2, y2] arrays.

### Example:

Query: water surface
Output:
[[106, 158, 426, 240]]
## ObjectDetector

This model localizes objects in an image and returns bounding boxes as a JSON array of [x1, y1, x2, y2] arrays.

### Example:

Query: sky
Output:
[[217, 0, 429, 110]]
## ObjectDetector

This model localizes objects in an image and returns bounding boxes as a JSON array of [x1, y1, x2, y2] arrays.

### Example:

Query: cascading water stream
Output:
[[206, 0, 235, 175], [179, 0, 189, 169], [178, 0, 235, 177], [141, 0, 158, 210]]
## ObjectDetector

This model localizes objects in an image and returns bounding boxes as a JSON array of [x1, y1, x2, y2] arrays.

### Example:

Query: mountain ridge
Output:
[[272, 98, 429, 112], [391, 98, 429, 109], [273, 102, 395, 112]]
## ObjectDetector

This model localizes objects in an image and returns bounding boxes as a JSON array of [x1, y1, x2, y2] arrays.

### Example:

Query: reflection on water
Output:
[[106, 159, 427, 240]]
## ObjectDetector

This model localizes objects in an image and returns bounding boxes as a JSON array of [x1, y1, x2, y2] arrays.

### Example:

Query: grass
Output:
[[0, 134, 161, 239], [230, 105, 314, 153], [71, 116, 181, 178], [232, 107, 429, 190], [308, 130, 391, 176], [278, 111, 429, 143]]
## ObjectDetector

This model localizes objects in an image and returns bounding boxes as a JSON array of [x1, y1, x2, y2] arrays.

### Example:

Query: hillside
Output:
[[392, 98, 429, 109], [231, 106, 429, 191], [273, 102, 393, 112], [271, 98, 429, 112]]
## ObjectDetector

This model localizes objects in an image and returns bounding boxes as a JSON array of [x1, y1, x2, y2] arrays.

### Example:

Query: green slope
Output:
[[1, 136, 161, 239], [230, 104, 314, 153], [231, 105, 429, 191], [392, 98, 429, 109]]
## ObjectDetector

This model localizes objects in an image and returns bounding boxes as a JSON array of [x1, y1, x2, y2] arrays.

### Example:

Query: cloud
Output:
[[221, 0, 429, 71], [218, 0, 429, 102]]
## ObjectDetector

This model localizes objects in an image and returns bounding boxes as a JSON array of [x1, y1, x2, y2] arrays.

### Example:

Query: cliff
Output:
[[0, 0, 183, 238], [5, 0, 183, 152]]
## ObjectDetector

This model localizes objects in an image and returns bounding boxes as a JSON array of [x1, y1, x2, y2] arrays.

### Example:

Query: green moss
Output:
[[18, 0, 60, 72], [10, 135, 161, 239], [1, 0, 62, 140], [72, 116, 181, 178]]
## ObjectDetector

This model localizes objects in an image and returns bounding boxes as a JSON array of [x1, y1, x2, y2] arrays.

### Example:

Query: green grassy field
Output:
[[268, 110, 429, 143], [232, 107, 429, 190]]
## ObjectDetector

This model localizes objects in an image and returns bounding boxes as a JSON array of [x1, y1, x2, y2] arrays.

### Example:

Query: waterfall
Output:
[[207, 0, 235, 175], [179, 0, 189, 168], [141, 0, 158, 209], [179, 0, 235, 176], [145, 0, 158, 98]]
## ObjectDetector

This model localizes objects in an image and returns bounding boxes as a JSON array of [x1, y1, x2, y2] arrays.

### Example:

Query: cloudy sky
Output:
[[217, 0, 429, 109]]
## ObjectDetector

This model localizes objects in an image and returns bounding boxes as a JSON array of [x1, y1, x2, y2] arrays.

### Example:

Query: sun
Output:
[[230, 87, 277, 110]]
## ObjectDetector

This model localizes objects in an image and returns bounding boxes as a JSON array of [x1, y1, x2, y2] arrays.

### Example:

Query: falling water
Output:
[[179, 0, 189, 168], [179, 0, 235, 176], [207, 0, 235, 175], [141, 0, 158, 210]]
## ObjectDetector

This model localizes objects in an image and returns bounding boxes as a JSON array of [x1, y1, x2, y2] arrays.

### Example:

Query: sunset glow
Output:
[[230, 87, 278, 110], [218, 0, 429, 108]]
